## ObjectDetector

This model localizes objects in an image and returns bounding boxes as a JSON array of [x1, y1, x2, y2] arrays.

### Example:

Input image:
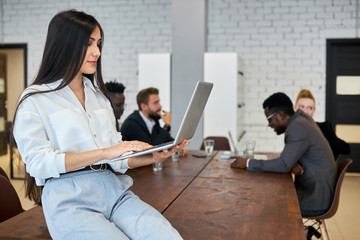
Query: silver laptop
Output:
[[228, 131, 238, 152], [228, 130, 246, 154], [114, 81, 213, 161]]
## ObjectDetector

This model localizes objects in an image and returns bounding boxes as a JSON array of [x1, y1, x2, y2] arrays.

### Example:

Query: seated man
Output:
[[105, 81, 126, 121], [121, 87, 173, 146], [231, 92, 337, 217]]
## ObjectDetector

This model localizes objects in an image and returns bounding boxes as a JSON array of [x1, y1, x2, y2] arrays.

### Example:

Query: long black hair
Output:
[[12, 9, 107, 205]]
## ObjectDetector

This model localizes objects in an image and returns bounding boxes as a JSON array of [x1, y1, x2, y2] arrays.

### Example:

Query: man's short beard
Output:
[[149, 113, 161, 121]]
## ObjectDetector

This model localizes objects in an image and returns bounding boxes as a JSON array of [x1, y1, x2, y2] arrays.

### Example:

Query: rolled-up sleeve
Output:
[[14, 99, 66, 185]]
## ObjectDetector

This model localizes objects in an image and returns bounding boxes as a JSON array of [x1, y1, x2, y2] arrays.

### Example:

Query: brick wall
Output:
[[0, 0, 172, 119], [1, 0, 357, 151], [207, 0, 358, 151]]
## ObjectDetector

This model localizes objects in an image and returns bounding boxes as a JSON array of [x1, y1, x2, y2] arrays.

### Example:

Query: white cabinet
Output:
[[138, 53, 171, 111], [203, 52, 245, 150]]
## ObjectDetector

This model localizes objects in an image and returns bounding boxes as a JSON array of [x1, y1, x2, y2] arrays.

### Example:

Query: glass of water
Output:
[[245, 139, 256, 159], [172, 150, 181, 162], [204, 139, 215, 156], [152, 162, 163, 172]]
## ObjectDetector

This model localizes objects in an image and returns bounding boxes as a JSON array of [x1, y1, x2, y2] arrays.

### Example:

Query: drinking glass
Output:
[[172, 150, 181, 162], [245, 139, 256, 159], [204, 139, 215, 156], [152, 162, 163, 172]]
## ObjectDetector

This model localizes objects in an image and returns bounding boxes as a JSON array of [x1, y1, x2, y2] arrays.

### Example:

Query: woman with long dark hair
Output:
[[13, 10, 185, 239]]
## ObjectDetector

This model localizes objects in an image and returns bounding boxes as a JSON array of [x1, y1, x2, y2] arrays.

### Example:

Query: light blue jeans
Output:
[[42, 170, 182, 240]]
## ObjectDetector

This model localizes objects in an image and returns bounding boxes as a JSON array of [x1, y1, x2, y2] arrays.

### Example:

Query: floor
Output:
[[1, 153, 360, 239]]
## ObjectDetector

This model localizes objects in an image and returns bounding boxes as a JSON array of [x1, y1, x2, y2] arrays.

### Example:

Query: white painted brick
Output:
[[325, 19, 345, 27], [280, 0, 297, 7], [297, 0, 316, 7], [320, 28, 356, 38], [342, 18, 356, 26], [257, 20, 273, 28], [276, 26, 293, 33], [2, 0, 356, 154], [314, 0, 332, 6], [306, 18, 325, 26], [266, 33, 284, 40], [335, 11, 352, 19], [295, 39, 312, 46], [281, 13, 299, 20], [259, 27, 277, 33], [258, 38, 276, 45], [290, 6, 307, 14], [247, 14, 264, 21], [299, 13, 317, 20], [307, 5, 326, 13], [325, 5, 343, 13], [278, 52, 294, 59], [256, 7, 273, 16], [263, 1, 280, 8], [245, 1, 262, 8], [273, 20, 290, 27], [343, 5, 356, 12]]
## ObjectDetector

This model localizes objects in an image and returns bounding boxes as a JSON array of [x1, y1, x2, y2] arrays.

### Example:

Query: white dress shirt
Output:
[[13, 77, 129, 186], [139, 110, 155, 134]]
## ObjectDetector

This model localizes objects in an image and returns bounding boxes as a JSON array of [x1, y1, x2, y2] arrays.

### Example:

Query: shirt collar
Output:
[[83, 77, 97, 93], [139, 110, 155, 134], [45, 76, 97, 93]]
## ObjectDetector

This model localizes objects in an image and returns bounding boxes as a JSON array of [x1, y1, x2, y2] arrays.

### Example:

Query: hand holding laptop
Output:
[[124, 140, 189, 169], [102, 139, 189, 169], [152, 140, 189, 162]]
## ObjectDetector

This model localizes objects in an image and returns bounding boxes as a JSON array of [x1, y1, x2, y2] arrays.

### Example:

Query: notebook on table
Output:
[[114, 81, 213, 161]]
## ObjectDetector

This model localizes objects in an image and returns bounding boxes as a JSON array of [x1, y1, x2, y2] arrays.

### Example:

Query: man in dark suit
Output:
[[231, 92, 337, 217], [121, 87, 173, 145]]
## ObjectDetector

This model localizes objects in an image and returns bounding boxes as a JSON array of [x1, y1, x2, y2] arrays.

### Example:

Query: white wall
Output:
[[0, 0, 358, 152], [138, 53, 171, 111]]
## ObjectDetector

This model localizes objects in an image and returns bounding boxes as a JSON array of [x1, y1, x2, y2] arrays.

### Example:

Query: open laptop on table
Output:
[[114, 81, 213, 161]]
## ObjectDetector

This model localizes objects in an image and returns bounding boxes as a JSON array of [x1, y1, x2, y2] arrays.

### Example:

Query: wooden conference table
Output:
[[0, 150, 306, 239]]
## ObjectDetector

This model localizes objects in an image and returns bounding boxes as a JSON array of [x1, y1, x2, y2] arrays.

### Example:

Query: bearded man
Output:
[[121, 87, 174, 146]]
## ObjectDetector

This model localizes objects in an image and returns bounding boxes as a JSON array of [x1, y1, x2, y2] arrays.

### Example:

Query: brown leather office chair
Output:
[[0, 175, 25, 223], [303, 158, 353, 240], [0, 167, 9, 181], [200, 136, 231, 151]]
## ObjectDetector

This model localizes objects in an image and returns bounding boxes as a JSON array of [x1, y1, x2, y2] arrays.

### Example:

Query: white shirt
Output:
[[139, 110, 155, 134], [13, 77, 129, 186]]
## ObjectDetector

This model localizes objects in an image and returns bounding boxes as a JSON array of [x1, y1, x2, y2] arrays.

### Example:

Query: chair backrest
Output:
[[0, 167, 9, 181], [315, 158, 353, 219], [0, 175, 24, 223], [200, 136, 231, 151]]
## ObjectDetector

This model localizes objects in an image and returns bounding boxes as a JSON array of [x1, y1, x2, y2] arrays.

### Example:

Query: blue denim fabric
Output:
[[42, 170, 182, 240]]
